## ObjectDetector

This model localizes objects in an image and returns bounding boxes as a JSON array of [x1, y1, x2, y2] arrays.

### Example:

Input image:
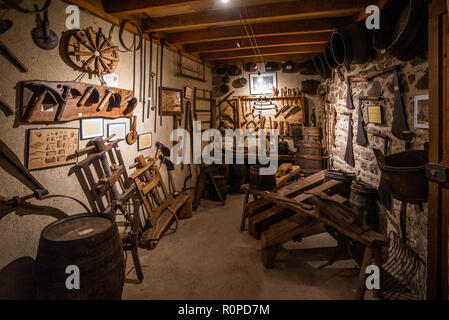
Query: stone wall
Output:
[[325, 54, 429, 298]]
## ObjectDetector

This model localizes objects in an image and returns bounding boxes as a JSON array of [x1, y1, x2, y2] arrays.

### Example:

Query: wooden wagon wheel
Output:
[[66, 27, 119, 75]]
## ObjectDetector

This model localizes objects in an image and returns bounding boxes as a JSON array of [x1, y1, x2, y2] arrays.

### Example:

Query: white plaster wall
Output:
[[0, 0, 211, 269]]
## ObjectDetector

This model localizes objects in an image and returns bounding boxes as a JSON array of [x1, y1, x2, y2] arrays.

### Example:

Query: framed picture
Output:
[[367, 105, 383, 124], [26, 128, 79, 170], [138, 132, 152, 151], [249, 72, 277, 95], [80, 118, 104, 140], [414, 94, 429, 129], [184, 86, 193, 100], [107, 122, 126, 141], [160, 87, 183, 115]]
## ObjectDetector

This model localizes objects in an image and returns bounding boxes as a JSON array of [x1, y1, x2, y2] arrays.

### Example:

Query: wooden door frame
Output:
[[427, 0, 449, 300]]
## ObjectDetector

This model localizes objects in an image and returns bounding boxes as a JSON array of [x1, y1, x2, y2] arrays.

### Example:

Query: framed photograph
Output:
[[107, 122, 126, 141], [138, 132, 152, 151], [249, 72, 277, 95], [26, 128, 79, 170], [160, 87, 183, 115], [414, 94, 429, 129], [80, 118, 104, 140], [184, 86, 193, 100]]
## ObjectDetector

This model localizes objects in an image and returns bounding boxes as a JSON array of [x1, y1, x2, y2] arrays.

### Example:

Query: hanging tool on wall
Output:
[[356, 96, 384, 146], [0, 19, 27, 72], [158, 39, 166, 127], [77, 86, 100, 106], [0, 96, 13, 116], [346, 79, 354, 110], [31, 3, 58, 50], [284, 105, 300, 119], [54, 85, 81, 121], [343, 112, 355, 167], [127, 115, 138, 145], [142, 38, 146, 123], [139, 34, 143, 104], [147, 33, 154, 121], [391, 70, 413, 149]]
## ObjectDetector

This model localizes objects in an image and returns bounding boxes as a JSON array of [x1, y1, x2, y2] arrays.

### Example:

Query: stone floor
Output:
[[122, 193, 361, 300]]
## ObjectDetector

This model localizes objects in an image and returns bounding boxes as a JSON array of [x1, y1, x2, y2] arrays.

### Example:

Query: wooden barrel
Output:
[[249, 165, 276, 191], [228, 164, 247, 193], [302, 126, 320, 142], [350, 181, 378, 230], [331, 22, 372, 65], [278, 141, 289, 155], [294, 142, 322, 173], [34, 214, 125, 300], [373, 0, 428, 61], [324, 169, 356, 198]]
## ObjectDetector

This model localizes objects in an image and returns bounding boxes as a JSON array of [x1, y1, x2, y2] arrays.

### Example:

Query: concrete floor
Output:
[[122, 193, 361, 300]]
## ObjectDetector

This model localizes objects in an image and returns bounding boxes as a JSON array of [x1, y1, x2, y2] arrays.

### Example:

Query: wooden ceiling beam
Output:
[[101, 0, 203, 16], [143, 0, 373, 32], [200, 44, 325, 61], [212, 54, 315, 65], [167, 18, 347, 45], [184, 32, 331, 54]]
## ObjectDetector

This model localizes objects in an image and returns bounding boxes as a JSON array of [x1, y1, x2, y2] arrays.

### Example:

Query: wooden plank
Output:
[[184, 33, 331, 54], [427, 0, 449, 300], [166, 18, 347, 44], [102, 0, 202, 15], [262, 217, 318, 248], [143, 0, 371, 32]]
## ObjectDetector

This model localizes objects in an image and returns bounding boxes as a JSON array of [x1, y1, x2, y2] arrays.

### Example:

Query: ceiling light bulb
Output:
[[221, 0, 229, 3]]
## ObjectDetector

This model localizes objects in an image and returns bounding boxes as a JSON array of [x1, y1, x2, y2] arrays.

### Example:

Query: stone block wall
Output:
[[325, 54, 429, 298]]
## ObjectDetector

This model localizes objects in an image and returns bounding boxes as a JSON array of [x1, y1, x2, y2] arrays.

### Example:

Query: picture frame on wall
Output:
[[160, 87, 183, 115], [184, 86, 193, 100], [26, 128, 79, 170], [80, 118, 104, 140], [414, 94, 429, 129], [107, 122, 126, 141], [249, 72, 277, 95], [138, 132, 152, 151]]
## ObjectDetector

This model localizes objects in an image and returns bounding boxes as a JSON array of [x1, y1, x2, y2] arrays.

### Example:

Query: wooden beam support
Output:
[[212, 54, 315, 65], [200, 44, 325, 61], [143, 0, 373, 32], [63, 0, 207, 66], [184, 32, 331, 54], [101, 0, 203, 16], [167, 18, 347, 45]]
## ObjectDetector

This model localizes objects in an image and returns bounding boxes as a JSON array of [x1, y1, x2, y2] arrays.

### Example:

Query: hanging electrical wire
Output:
[[237, 7, 264, 66], [242, 6, 264, 65]]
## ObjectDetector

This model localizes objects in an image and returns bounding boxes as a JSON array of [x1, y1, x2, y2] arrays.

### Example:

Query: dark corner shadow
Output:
[[0, 256, 36, 300]]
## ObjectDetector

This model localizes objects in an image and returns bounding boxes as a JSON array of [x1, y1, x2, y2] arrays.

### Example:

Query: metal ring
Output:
[[109, 20, 142, 52]]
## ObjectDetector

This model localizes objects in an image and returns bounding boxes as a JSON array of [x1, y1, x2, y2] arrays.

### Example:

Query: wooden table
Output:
[[240, 171, 388, 299]]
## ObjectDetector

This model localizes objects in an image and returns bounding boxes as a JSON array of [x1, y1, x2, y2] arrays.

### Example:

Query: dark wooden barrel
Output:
[[331, 22, 372, 65], [324, 42, 338, 69], [297, 60, 317, 75], [249, 165, 276, 191], [294, 142, 322, 173], [228, 164, 247, 193], [303, 126, 320, 142], [350, 181, 378, 230], [34, 214, 125, 300], [278, 141, 289, 155], [373, 0, 428, 61], [324, 169, 356, 198], [313, 53, 330, 78], [301, 80, 320, 94]]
